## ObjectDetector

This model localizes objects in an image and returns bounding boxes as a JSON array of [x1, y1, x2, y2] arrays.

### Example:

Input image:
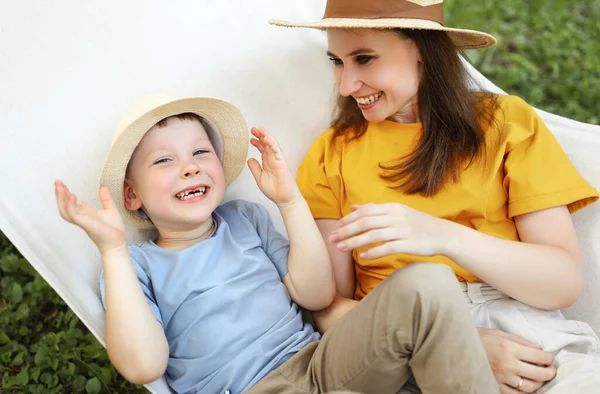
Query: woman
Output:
[[271, 1, 600, 393]]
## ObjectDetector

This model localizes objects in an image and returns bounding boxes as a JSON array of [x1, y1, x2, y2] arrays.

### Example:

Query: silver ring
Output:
[[517, 377, 524, 390]]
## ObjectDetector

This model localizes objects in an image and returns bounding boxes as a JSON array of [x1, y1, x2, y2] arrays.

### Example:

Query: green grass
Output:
[[1, 1, 599, 392]]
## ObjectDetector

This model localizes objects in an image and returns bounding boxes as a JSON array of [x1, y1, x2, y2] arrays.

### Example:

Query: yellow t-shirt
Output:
[[297, 95, 599, 300]]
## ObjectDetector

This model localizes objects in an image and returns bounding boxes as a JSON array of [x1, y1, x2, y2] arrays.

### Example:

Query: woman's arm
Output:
[[332, 203, 582, 310], [445, 205, 581, 310]]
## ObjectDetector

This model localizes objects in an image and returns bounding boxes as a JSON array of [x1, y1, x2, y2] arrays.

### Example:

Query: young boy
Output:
[[55, 94, 500, 394]]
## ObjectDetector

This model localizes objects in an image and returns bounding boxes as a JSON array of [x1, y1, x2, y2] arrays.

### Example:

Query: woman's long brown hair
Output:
[[330, 29, 500, 196]]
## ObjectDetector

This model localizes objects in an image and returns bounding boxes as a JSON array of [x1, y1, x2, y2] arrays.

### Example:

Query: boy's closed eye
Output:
[[153, 157, 172, 165]]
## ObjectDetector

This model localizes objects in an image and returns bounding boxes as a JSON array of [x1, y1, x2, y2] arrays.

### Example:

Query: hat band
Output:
[[323, 0, 444, 26]]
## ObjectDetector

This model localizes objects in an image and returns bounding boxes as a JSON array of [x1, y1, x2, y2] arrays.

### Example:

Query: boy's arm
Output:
[[279, 191, 336, 311], [247, 127, 335, 311], [54, 181, 168, 384], [103, 247, 169, 384]]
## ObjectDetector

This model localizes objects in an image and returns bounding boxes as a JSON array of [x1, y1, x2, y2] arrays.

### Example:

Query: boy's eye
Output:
[[153, 158, 170, 165], [194, 149, 209, 156], [328, 57, 342, 66], [356, 55, 374, 65]]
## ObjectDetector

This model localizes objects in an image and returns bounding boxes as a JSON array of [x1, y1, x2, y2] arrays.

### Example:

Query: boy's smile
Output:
[[175, 184, 209, 202], [123, 116, 226, 239]]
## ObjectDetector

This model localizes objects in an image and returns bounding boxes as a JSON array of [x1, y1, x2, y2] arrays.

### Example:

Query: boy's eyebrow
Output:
[[326, 48, 376, 58]]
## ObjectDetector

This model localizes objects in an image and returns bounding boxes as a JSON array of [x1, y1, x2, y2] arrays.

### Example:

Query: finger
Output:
[[516, 377, 544, 394], [250, 138, 267, 155], [250, 126, 265, 139], [499, 384, 521, 394], [332, 215, 396, 241], [501, 331, 543, 349], [54, 181, 72, 221], [516, 360, 557, 383], [257, 127, 280, 154], [98, 187, 117, 211], [337, 204, 391, 228], [360, 240, 414, 259], [247, 158, 262, 184], [515, 345, 554, 366], [63, 191, 83, 224], [334, 228, 402, 251]]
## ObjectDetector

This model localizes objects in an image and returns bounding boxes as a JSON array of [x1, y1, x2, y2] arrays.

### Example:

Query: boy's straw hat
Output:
[[269, 0, 496, 50], [99, 93, 248, 229]]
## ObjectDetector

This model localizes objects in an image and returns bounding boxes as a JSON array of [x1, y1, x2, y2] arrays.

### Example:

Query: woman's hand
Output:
[[478, 328, 556, 393], [247, 126, 299, 207], [329, 203, 454, 258], [54, 180, 126, 254]]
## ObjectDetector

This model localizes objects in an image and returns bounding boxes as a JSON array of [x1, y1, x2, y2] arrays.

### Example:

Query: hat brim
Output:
[[100, 97, 248, 229], [269, 18, 496, 50]]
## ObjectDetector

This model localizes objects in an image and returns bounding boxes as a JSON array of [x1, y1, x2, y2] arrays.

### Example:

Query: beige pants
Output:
[[401, 281, 600, 394], [248, 264, 499, 394]]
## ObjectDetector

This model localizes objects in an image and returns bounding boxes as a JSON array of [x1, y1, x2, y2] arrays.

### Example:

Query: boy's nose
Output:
[[182, 162, 201, 178], [184, 169, 200, 177]]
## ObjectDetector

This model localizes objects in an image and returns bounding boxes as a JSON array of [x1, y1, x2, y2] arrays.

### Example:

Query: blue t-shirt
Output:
[[100, 200, 320, 394]]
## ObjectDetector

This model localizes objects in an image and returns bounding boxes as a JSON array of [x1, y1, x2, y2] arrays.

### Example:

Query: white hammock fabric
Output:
[[0, 1, 598, 393]]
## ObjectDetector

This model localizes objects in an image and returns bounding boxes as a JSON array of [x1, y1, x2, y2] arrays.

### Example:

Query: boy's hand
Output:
[[247, 126, 299, 206], [54, 180, 126, 254]]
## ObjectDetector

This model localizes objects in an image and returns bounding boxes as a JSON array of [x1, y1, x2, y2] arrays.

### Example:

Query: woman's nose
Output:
[[338, 67, 362, 97]]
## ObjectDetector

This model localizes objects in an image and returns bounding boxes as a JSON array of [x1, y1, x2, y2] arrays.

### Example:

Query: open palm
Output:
[[54, 180, 126, 253], [247, 127, 296, 205]]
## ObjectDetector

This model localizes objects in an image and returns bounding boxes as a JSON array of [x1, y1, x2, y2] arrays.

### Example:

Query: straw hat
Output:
[[269, 0, 496, 50], [99, 93, 248, 229]]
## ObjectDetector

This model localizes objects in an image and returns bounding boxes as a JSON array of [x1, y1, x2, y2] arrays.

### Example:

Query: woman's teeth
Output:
[[176, 187, 206, 200], [356, 92, 382, 105]]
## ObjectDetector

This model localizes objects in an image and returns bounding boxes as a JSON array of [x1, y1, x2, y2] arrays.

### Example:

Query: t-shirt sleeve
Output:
[[245, 202, 290, 280], [503, 96, 599, 218], [296, 130, 344, 219], [99, 247, 163, 325]]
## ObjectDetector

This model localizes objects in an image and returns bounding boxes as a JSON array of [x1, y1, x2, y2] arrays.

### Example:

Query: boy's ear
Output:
[[123, 180, 143, 211]]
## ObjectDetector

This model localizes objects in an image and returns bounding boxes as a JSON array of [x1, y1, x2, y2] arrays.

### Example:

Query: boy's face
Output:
[[124, 117, 225, 230]]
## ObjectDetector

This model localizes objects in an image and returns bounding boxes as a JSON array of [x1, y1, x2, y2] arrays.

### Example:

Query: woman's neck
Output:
[[387, 101, 420, 124]]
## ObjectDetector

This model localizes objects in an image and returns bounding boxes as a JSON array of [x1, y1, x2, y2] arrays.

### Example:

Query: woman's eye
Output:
[[194, 149, 209, 156], [328, 57, 342, 66], [356, 55, 373, 65]]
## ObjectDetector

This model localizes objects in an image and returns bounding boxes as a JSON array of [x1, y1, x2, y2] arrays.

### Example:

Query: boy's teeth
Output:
[[356, 92, 382, 105], [176, 186, 207, 200]]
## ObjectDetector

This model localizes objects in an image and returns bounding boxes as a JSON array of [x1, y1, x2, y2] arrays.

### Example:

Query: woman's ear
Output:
[[123, 180, 143, 211]]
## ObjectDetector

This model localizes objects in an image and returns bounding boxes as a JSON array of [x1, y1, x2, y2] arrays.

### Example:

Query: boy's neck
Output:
[[155, 219, 215, 250]]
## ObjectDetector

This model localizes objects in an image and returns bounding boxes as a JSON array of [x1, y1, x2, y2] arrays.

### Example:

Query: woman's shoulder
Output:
[[496, 94, 536, 115], [304, 127, 343, 157]]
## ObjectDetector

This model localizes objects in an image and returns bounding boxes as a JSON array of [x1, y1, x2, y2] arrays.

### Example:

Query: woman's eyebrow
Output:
[[327, 48, 376, 58]]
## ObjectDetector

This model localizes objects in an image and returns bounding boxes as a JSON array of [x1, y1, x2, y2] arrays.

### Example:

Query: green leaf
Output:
[[34, 347, 51, 367], [4, 365, 29, 388], [72, 375, 88, 392], [4, 281, 23, 304], [30, 366, 41, 382], [0, 331, 10, 344], [86, 377, 102, 394]]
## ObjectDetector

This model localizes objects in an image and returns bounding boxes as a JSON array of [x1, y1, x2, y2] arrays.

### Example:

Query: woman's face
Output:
[[327, 28, 422, 124]]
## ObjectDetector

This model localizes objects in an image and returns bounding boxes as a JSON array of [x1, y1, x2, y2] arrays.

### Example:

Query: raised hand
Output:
[[329, 203, 454, 258], [247, 126, 298, 206], [478, 328, 556, 393], [54, 180, 126, 254]]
